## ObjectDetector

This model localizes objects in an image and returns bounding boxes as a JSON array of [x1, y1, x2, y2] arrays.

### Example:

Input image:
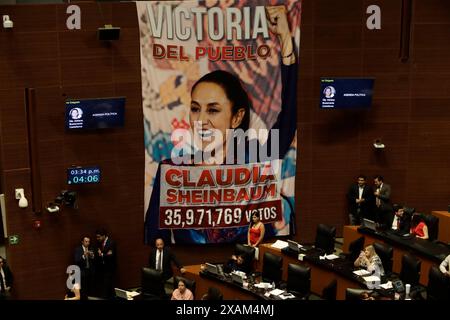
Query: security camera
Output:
[[3, 15, 13, 29], [373, 138, 385, 149], [46, 203, 60, 213]]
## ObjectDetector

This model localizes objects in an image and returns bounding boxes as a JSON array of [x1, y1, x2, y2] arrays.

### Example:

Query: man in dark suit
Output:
[[149, 238, 185, 282], [347, 175, 373, 225], [74, 236, 95, 299], [0, 256, 13, 300], [95, 228, 117, 299], [390, 204, 412, 235], [373, 176, 393, 229]]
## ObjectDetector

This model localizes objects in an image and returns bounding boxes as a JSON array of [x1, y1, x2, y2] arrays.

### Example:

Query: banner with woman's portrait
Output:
[[138, 0, 301, 244]]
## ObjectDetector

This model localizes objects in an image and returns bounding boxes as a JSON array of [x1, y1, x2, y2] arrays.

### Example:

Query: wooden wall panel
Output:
[[1, 0, 450, 299]]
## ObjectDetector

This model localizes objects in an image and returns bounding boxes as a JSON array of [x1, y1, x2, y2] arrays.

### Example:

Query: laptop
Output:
[[231, 273, 244, 286], [288, 240, 300, 252], [205, 263, 220, 275], [362, 218, 377, 231], [114, 288, 140, 300]]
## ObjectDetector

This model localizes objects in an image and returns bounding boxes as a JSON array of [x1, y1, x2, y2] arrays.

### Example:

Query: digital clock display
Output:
[[67, 166, 101, 185]]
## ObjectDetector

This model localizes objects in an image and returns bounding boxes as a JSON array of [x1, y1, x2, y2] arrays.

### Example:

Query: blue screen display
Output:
[[65, 97, 125, 130], [67, 166, 101, 185], [320, 78, 374, 109]]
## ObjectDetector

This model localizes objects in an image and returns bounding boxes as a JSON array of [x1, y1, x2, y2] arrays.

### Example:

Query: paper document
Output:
[[353, 269, 371, 276], [269, 289, 285, 296], [127, 291, 140, 297], [363, 275, 380, 282], [271, 240, 289, 249], [380, 281, 393, 289]]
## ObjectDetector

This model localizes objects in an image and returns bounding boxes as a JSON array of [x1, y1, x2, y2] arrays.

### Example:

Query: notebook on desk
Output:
[[114, 288, 140, 300]]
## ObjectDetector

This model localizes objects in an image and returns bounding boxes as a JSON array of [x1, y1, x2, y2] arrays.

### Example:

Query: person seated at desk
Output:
[[223, 254, 247, 274], [391, 204, 412, 234], [439, 254, 450, 277], [354, 245, 385, 276], [171, 279, 193, 301], [410, 214, 429, 240], [201, 287, 223, 300]]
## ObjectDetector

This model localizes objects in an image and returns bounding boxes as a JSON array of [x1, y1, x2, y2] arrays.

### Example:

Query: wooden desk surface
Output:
[[342, 225, 441, 285], [184, 264, 257, 300], [258, 243, 360, 300], [432, 211, 450, 243]]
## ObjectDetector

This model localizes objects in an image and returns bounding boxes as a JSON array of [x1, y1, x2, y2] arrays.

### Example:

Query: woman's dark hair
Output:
[[250, 212, 260, 227], [411, 213, 424, 228], [205, 287, 223, 300], [191, 70, 251, 131]]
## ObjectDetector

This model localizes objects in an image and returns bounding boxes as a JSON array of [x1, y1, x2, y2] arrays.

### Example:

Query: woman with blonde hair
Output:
[[354, 245, 385, 276]]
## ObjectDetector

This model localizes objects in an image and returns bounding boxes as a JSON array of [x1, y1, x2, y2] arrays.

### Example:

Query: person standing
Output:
[[74, 236, 95, 299], [248, 213, 265, 247], [149, 238, 185, 283], [347, 175, 373, 225], [0, 256, 13, 300], [95, 228, 117, 299], [373, 176, 393, 229]]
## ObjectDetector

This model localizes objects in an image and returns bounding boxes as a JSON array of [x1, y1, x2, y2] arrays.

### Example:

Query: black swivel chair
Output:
[[286, 263, 311, 298], [345, 288, 372, 301], [427, 265, 450, 300], [235, 243, 256, 274], [373, 242, 393, 276], [321, 279, 337, 300], [262, 252, 283, 285], [400, 254, 421, 286], [141, 267, 166, 300], [315, 224, 336, 254], [347, 236, 365, 262], [173, 276, 196, 297], [423, 214, 439, 242]]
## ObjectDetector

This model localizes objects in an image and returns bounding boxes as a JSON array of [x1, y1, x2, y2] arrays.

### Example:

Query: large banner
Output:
[[138, 0, 301, 244]]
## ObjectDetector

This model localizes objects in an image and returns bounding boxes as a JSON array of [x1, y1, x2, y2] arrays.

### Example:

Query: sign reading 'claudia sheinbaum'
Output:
[[138, 0, 301, 244]]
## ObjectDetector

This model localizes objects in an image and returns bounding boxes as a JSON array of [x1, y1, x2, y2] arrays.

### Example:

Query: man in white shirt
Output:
[[439, 254, 450, 277], [347, 175, 373, 225], [148, 238, 185, 282]]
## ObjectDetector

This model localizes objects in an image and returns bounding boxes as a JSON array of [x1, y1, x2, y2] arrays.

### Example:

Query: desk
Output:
[[343, 226, 450, 285], [184, 265, 257, 300], [432, 211, 450, 243], [258, 244, 370, 300]]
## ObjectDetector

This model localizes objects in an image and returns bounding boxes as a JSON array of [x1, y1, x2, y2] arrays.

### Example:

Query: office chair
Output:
[[373, 242, 393, 276], [286, 263, 311, 298], [315, 224, 336, 254], [427, 265, 450, 300], [235, 243, 256, 274], [141, 267, 166, 300], [423, 214, 439, 241], [345, 288, 373, 301], [399, 253, 421, 286], [321, 279, 337, 300], [347, 236, 365, 262], [173, 276, 196, 297], [262, 252, 283, 284]]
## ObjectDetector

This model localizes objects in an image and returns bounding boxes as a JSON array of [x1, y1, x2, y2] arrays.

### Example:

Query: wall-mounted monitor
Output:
[[320, 78, 374, 109], [67, 166, 101, 185], [65, 97, 125, 130]]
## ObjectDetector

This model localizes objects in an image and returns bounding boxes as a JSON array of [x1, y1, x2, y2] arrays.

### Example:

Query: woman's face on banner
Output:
[[190, 81, 237, 152]]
